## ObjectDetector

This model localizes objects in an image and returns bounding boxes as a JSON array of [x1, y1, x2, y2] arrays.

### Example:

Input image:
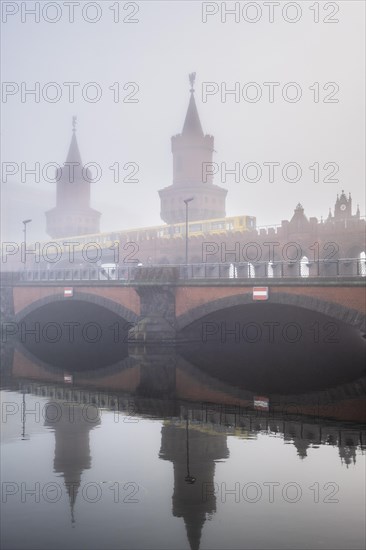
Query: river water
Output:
[[1, 329, 365, 550]]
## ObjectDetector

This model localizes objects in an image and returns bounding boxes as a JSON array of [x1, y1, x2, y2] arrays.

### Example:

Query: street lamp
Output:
[[185, 414, 196, 484], [183, 198, 194, 265], [22, 219, 32, 270], [21, 391, 30, 441]]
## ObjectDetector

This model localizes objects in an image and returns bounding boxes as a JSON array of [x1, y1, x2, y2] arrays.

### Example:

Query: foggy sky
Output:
[[1, 0, 365, 243]]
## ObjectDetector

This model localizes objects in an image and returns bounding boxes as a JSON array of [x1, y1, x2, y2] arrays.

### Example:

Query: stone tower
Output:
[[45, 118, 101, 238], [325, 190, 360, 223], [159, 73, 227, 224], [334, 190, 354, 220]]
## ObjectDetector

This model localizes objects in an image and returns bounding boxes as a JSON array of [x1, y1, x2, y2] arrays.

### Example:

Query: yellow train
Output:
[[45, 215, 256, 253]]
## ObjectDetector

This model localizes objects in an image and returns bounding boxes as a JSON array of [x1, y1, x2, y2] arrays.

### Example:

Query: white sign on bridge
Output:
[[253, 287, 269, 301]]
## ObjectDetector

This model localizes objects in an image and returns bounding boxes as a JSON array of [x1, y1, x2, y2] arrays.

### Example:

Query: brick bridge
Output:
[[1, 266, 365, 340]]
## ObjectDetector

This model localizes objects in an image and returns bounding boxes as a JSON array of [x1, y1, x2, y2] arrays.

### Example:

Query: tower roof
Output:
[[182, 73, 204, 137], [65, 116, 82, 165], [289, 203, 309, 229]]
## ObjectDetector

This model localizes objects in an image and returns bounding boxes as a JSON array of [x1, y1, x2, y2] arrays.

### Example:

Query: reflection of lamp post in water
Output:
[[21, 391, 30, 440], [185, 413, 196, 484]]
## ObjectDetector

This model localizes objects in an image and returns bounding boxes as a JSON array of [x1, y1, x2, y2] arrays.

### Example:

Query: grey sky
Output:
[[1, 0, 365, 242]]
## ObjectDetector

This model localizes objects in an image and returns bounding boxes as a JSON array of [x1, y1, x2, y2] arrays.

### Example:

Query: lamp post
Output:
[[185, 414, 196, 484], [184, 198, 194, 265], [21, 390, 29, 440], [22, 219, 32, 270]]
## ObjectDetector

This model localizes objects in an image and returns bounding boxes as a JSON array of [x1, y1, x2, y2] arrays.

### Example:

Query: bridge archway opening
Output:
[[18, 298, 136, 371], [178, 302, 365, 394]]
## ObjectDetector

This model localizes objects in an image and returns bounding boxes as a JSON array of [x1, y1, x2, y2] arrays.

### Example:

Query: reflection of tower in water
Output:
[[160, 419, 229, 550], [339, 436, 357, 467], [44, 402, 100, 524]]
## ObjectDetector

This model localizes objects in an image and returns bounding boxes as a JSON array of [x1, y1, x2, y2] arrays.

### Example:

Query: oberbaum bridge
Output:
[[1, 74, 366, 342]]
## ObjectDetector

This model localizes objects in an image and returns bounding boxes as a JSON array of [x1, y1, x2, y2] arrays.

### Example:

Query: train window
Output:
[[239, 218, 244, 226], [226, 222, 234, 230], [211, 221, 225, 230], [190, 223, 202, 232]]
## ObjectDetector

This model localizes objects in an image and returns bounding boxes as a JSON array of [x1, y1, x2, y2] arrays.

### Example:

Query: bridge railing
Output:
[[1, 257, 365, 283], [177, 258, 366, 279]]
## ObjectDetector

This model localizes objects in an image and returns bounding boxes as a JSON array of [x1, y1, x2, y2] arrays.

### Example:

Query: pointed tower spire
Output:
[[182, 73, 204, 137], [45, 117, 101, 238], [65, 115, 82, 165], [159, 73, 227, 224]]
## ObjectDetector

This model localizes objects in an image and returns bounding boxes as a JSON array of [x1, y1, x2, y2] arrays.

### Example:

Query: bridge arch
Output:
[[14, 291, 138, 324], [176, 291, 366, 333]]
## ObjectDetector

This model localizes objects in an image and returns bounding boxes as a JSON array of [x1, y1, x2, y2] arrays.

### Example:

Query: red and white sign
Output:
[[64, 374, 73, 384], [254, 396, 269, 410], [253, 287, 269, 301], [64, 288, 73, 298]]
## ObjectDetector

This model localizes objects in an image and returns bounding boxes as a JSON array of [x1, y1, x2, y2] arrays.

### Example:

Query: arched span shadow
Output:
[[176, 291, 366, 333], [14, 293, 138, 370]]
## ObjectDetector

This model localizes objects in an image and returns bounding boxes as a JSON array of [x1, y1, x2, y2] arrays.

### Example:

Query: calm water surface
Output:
[[1, 335, 365, 550]]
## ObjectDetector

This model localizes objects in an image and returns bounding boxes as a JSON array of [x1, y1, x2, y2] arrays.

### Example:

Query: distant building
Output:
[[326, 190, 360, 224], [45, 118, 101, 238], [159, 73, 227, 224]]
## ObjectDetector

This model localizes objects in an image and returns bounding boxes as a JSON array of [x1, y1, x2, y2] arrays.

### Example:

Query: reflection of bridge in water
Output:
[[6, 377, 366, 550], [2, 337, 365, 550], [3, 337, 366, 420], [10, 376, 366, 461]]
